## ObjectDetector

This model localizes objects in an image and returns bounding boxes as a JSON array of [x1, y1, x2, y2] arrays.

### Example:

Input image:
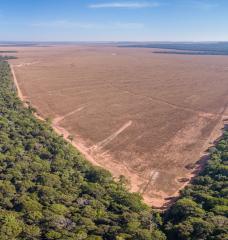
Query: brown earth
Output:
[[3, 44, 228, 208]]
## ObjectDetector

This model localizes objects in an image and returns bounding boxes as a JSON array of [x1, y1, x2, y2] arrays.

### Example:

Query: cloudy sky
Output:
[[0, 0, 227, 41]]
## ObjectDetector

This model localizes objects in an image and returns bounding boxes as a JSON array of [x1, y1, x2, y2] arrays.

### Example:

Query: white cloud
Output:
[[88, 2, 159, 9], [31, 20, 144, 30]]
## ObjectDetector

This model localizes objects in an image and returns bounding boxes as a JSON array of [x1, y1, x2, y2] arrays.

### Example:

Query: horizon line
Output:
[[1, 40, 228, 44]]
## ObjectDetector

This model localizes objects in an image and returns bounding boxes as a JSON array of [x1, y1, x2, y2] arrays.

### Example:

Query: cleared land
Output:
[[3, 45, 228, 207]]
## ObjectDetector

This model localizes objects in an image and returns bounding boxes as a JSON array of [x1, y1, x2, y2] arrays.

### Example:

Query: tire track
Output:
[[53, 106, 85, 125], [91, 120, 132, 151], [109, 83, 217, 119]]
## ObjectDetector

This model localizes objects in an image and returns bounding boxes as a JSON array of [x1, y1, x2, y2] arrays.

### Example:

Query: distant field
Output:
[[4, 45, 228, 207]]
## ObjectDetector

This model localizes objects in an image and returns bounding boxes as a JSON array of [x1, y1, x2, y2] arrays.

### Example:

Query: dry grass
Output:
[[4, 45, 228, 207]]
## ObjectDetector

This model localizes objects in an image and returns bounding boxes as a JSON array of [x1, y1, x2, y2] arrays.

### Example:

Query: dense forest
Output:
[[0, 59, 227, 239], [164, 129, 228, 239]]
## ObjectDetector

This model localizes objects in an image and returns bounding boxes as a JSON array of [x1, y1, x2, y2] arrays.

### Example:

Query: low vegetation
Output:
[[0, 55, 17, 61], [0, 51, 17, 53], [0, 59, 227, 239]]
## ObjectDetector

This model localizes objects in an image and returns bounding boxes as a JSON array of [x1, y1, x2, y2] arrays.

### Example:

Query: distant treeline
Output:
[[0, 51, 17, 53], [0, 55, 17, 61], [120, 42, 228, 56], [0, 60, 227, 240], [0, 42, 41, 47], [153, 51, 228, 56]]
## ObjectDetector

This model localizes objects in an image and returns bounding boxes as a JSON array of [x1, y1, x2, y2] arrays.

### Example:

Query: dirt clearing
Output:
[[4, 44, 228, 207]]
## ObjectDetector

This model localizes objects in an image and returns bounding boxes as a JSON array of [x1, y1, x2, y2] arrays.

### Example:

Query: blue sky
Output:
[[0, 0, 228, 41]]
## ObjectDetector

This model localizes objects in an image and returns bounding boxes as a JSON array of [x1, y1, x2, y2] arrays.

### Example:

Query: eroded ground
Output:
[[4, 45, 228, 207]]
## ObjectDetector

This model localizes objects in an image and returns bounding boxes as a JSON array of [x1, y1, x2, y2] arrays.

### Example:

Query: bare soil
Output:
[[4, 45, 228, 208]]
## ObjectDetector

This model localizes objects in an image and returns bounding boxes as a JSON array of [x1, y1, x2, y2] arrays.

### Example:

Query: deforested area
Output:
[[1, 0, 228, 239], [0, 61, 165, 240], [0, 59, 227, 239], [8, 45, 228, 207]]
